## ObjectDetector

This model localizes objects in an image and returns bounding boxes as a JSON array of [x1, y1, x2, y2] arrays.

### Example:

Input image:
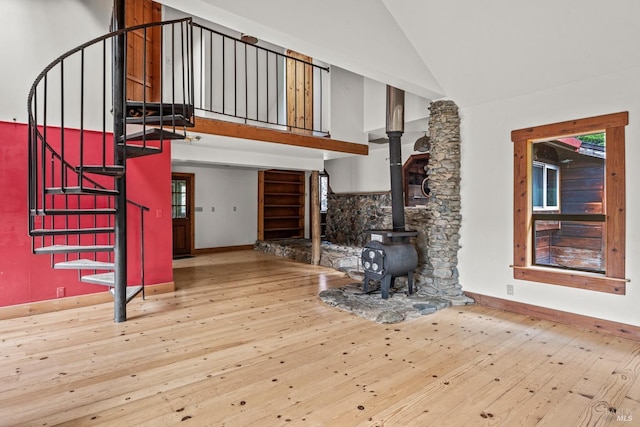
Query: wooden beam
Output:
[[466, 291, 640, 342], [511, 111, 628, 142], [191, 116, 368, 156], [311, 171, 321, 266]]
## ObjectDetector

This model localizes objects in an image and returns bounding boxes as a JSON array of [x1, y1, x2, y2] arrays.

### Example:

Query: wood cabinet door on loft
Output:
[[258, 170, 306, 240]]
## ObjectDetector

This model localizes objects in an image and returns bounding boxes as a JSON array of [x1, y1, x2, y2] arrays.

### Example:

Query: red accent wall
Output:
[[0, 121, 173, 307]]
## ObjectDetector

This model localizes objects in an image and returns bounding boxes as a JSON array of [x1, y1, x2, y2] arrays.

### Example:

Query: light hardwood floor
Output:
[[1, 251, 638, 426]]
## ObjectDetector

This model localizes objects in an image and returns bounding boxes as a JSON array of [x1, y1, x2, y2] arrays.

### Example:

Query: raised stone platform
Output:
[[255, 239, 363, 275], [255, 239, 473, 323], [319, 282, 452, 323]]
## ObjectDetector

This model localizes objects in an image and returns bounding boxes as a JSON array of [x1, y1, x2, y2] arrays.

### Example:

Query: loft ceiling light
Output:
[[414, 132, 431, 152], [240, 34, 258, 45]]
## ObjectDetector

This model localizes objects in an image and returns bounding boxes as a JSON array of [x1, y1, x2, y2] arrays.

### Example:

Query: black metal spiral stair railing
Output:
[[27, 16, 194, 322]]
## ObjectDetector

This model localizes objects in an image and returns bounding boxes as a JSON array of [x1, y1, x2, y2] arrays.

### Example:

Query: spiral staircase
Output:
[[27, 10, 194, 322]]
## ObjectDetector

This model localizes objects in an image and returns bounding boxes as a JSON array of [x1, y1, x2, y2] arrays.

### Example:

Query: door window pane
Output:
[[172, 179, 187, 219]]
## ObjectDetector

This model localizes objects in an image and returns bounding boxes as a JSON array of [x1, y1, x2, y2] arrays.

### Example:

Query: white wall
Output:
[[1, 0, 112, 126], [459, 66, 640, 326], [329, 66, 367, 144], [172, 164, 258, 248], [325, 141, 424, 194]]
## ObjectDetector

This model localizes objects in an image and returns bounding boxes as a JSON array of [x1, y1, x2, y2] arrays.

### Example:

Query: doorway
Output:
[[172, 173, 195, 258]]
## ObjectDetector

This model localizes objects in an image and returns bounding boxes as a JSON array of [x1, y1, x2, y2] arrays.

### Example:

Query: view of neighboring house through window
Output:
[[319, 172, 329, 238], [531, 135, 605, 273], [319, 173, 329, 213], [532, 161, 559, 210], [511, 112, 627, 294]]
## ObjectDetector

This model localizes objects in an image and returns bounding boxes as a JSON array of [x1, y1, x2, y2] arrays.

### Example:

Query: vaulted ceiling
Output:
[[160, 0, 640, 108]]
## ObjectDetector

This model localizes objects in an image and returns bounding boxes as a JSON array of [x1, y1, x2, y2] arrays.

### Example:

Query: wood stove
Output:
[[361, 86, 419, 299]]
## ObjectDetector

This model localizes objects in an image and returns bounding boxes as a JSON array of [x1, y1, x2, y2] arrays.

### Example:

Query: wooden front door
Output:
[[172, 173, 194, 257]]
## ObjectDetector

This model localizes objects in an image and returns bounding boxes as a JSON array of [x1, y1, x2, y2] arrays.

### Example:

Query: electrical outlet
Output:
[[56, 287, 65, 298], [506, 284, 514, 295], [233, 206, 237, 212]]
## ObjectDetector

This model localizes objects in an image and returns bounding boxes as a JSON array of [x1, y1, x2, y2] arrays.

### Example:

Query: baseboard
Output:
[[465, 291, 640, 342], [192, 244, 255, 255], [0, 281, 175, 320]]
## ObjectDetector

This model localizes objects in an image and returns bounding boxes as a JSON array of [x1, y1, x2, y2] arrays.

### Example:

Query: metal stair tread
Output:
[[45, 187, 118, 196], [31, 227, 115, 236], [125, 101, 194, 126], [116, 144, 163, 158], [119, 127, 186, 142], [31, 208, 117, 216], [81, 273, 143, 302], [80, 272, 115, 286], [75, 165, 125, 177], [110, 285, 144, 303], [54, 259, 115, 270], [34, 244, 114, 254], [125, 114, 193, 127]]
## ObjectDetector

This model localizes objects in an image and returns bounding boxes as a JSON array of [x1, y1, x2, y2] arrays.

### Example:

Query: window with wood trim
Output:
[[511, 112, 628, 295]]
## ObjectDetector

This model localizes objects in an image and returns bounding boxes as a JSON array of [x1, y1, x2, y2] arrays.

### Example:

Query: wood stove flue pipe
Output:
[[386, 85, 406, 232]]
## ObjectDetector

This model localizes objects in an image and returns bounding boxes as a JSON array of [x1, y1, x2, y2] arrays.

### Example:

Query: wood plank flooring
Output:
[[0, 251, 638, 426]]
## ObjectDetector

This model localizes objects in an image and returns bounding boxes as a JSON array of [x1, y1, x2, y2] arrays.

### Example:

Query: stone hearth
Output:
[[255, 238, 472, 323], [319, 282, 452, 324], [255, 100, 474, 322]]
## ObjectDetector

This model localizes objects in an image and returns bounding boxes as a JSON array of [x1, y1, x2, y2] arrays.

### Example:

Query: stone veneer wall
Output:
[[256, 100, 470, 304], [325, 192, 392, 246], [421, 100, 464, 299]]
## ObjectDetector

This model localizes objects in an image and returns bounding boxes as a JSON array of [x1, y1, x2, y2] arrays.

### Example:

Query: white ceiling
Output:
[[384, 0, 640, 107], [162, 0, 640, 107], [159, 0, 640, 165]]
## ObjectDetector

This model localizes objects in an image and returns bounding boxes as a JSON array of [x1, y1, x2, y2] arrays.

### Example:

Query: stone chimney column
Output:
[[420, 100, 470, 303]]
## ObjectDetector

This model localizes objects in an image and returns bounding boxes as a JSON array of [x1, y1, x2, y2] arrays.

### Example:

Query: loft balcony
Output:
[[185, 23, 367, 156]]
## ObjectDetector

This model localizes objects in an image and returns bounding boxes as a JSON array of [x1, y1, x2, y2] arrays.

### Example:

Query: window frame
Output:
[[532, 161, 560, 211], [511, 112, 628, 295]]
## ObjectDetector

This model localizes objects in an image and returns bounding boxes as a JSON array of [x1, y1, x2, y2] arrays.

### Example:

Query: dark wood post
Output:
[[311, 171, 321, 265]]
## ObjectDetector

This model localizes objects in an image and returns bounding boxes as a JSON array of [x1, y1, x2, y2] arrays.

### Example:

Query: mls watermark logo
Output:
[[614, 408, 633, 422]]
